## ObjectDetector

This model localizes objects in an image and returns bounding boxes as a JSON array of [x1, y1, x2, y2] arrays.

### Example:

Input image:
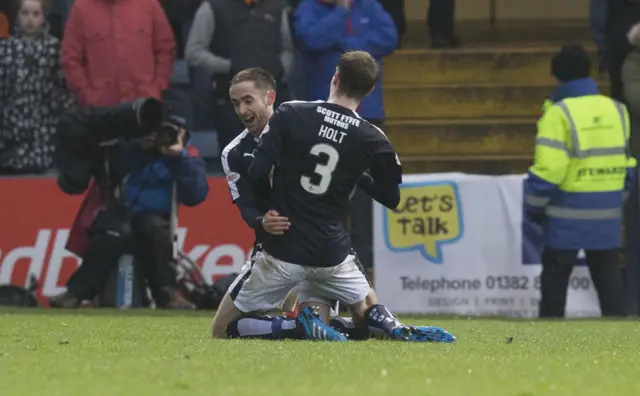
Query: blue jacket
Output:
[[293, 0, 397, 120], [524, 78, 636, 250], [115, 142, 209, 214]]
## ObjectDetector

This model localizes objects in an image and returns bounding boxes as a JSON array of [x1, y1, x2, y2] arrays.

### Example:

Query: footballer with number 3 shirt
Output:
[[244, 51, 456, 342]]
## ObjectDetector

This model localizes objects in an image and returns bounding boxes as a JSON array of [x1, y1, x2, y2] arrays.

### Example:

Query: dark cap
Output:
[[163, 114, 187, 130], [551, 44, 591, 82]]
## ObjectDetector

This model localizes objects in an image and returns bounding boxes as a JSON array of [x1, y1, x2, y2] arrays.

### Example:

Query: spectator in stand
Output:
[[293, 0, 397, 271], [0, 0, 74, 175], [159, 0, 197, 60], [622, 25, 640, 307], [606, 0, 640, 102], [378, 0, 405, 47], [624, 23, 640, 150], [428, 0, 458, 49], [377, 0, 456, 49], [293, 0, 396, 127], [61, 0, 175, 107], [285, 0, 307, 100], [184, 0, 294, 151], [610, 3, 640, 301], [48, 0, 76, 40], [590, 0, 608, 73]]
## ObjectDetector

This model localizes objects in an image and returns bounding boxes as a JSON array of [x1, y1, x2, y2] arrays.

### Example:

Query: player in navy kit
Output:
[[211, 68, 299, 339], [212, 67, 347, 340], [212, 66, 455, 342], [244, 52, 455, 342]]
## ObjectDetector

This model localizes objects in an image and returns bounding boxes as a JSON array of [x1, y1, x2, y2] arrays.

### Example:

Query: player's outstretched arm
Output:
[[357, 171, 399, 209], [364, 152, 402, 210]]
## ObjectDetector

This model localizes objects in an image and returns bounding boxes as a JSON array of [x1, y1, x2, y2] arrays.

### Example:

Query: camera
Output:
[[157, 115, 189, 148], [55, 97, 172, 195], [92, 98, 164, 143]]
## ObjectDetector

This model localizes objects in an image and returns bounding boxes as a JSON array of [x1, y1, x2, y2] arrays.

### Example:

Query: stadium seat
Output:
[[171, 60, 190, 86], [163, 88, 194, 130], [189, 130, 222, 174]]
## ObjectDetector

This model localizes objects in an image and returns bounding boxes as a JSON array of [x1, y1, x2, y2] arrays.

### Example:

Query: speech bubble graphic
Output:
[[383, 181, 464, 264]]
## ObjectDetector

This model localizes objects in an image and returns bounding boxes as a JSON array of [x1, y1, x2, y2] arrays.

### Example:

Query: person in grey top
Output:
[[185, 0, 295, 150]]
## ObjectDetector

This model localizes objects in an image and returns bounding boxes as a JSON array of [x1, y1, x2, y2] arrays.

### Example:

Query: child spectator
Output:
[[0, 0, 74, 174]]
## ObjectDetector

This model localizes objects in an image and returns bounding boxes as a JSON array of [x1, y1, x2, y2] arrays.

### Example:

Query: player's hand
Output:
[[159, 128, 186, 157], [263, 210, 290, 235]]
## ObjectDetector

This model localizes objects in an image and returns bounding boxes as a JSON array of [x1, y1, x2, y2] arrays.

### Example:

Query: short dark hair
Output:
[[551, 44, 591, 82], [230, 67, 276, 91], [336, 51, 379, 100]]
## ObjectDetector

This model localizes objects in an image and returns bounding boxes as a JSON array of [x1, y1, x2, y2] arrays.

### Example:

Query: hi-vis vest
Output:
[[525, 94, 637, 250]]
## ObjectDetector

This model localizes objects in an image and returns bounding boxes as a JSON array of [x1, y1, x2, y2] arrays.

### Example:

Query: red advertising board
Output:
[[0, 176, 254, 305]]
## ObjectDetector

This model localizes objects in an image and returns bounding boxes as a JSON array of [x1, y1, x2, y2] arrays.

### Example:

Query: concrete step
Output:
[[384, 83, 555, 119], [386, 118, 536, 156], [400, 154, 532, 175], [401, 19, 593, 49], [383, 46, 600, 85]]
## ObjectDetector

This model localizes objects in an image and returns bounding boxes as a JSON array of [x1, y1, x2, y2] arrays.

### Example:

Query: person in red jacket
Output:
[[61, 0, 176, 106]]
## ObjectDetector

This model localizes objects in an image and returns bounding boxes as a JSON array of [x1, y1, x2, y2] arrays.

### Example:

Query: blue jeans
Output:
[[590, 0, 608, 70]]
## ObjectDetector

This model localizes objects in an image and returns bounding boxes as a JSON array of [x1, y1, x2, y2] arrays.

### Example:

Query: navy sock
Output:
[[331, 317, 395, 340], [226, 315, 303, 340], [329, 317, 369, 340], [365, 304, 403, 337]]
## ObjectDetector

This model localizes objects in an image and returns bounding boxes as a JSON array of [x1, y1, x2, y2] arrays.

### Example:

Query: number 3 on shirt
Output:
[[300, 143, 340, 195]]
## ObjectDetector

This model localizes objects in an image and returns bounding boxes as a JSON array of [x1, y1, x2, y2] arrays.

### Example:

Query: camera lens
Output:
[[134, 98, 163, 131]]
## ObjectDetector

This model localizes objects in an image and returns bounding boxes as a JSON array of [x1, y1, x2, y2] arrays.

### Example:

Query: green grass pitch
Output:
[[1, 309, 639, 396]]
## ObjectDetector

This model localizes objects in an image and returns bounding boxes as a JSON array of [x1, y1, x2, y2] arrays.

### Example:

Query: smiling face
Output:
[[229, 80, 275, 135]]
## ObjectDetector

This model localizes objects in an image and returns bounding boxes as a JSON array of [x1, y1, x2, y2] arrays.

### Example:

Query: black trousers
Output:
[[539, 247, 626, 318], [428, 0, 456, 40], [606, 3, 640, 103], [605, 36, 629, 103], [131, 212, 179, 307], [66, 212, 178, 307], [378, 0, 406, 42], [66, 233, 127, 302]]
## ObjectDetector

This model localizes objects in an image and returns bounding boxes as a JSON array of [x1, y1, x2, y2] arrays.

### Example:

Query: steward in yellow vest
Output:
[[524, 45, 636, 317]]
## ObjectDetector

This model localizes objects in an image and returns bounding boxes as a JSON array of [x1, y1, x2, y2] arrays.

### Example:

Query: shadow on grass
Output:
[[0, 306, 214, 318], [1, 306, 639, 322]]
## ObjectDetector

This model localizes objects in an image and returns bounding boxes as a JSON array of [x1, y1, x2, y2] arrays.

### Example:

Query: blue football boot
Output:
[[405, 326, 458, 344], [407, 326, 457, 343], [297, 306, 348, 341], [391, 325, 457, 343]]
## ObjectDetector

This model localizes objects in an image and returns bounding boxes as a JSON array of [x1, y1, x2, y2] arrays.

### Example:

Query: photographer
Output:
[[50, 99, 209, 309]]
